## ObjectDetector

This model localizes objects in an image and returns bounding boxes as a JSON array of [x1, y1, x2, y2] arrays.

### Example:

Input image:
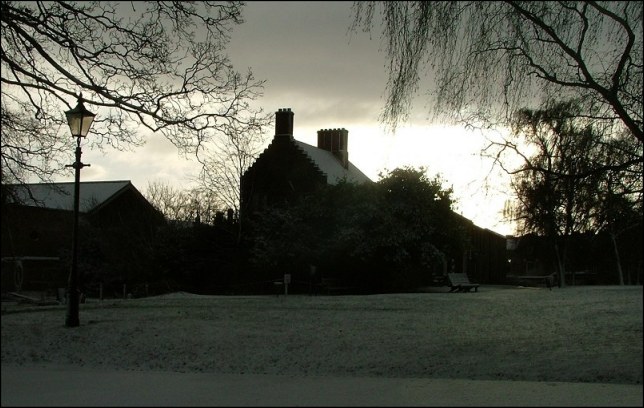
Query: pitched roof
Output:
[[6, 180, 135, 213], [293, 140, 372, 185]]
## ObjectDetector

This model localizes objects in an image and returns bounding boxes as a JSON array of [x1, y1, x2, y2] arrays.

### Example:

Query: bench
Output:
[[447, 273, 479, 292], [515, 273, 556, 290]]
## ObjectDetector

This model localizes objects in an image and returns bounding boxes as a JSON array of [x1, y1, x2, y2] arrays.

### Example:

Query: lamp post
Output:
[[64, 95, 95, 327]]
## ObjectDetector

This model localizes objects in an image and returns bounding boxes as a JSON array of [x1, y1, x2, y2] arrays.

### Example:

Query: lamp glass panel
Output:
[[79, 114, 96, 137], [67, 115, 82, 137]]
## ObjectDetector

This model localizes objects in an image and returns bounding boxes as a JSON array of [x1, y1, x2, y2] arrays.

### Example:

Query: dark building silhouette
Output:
[[1, 181, 165, 293], [240, 108, 371, 216]]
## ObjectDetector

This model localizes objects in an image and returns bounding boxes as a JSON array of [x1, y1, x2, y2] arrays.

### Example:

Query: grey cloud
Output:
[[228, 1, 388, 125]]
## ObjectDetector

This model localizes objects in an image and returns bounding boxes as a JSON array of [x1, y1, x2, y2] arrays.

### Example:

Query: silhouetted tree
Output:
[[145, 181, 224, 224], [371, 167, 465, 289], [506, 100, 642, 286], [595, 174, 643, 285], [1, 1, 266, 185], [248, 167, 465, 292], [351, 2, 642, 146]]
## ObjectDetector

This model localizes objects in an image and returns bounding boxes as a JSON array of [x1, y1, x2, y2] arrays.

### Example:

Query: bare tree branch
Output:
[[1, 1, 266, 185], [351, 1, 642, 143]]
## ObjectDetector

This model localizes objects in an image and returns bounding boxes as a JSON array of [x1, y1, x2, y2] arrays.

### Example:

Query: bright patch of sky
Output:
[[77, 1, 517, 235]]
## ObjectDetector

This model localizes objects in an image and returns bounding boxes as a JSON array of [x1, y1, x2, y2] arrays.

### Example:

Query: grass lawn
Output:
[[1, 285, 641, 385]]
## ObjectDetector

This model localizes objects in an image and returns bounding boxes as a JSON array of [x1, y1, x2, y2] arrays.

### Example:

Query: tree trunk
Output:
[[554, 241, 566, 288], [610, 232, 625, 285]]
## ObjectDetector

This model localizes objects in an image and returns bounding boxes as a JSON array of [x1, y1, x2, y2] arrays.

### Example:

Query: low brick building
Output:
[[1, 181, 165, 292]]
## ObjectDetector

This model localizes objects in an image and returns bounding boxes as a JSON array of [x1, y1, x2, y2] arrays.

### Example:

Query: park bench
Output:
[[512, 273, 557, 290], [447, 273, 479, 292]]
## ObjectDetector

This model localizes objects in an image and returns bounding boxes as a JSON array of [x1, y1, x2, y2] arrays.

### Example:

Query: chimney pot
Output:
[[317, 127, 349, 169], [275, 108, 294, 137]]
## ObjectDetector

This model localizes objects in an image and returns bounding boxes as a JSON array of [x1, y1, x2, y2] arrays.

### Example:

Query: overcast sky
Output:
[[79, 1, 515, 235]]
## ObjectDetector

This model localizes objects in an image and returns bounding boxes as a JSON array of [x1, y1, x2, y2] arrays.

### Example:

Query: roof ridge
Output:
[[9, 180, 131, 187], [293, 140, 327, 177], [6, 180, 137, 213]]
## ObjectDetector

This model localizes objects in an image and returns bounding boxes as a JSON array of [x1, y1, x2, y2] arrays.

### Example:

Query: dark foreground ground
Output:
[[2, 364, 642, 407]]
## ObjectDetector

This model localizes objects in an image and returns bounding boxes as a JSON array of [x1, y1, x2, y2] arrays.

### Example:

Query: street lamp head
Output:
[[65, 95, 96, 138]]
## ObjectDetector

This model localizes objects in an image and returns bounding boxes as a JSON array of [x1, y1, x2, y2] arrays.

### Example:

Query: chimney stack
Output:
[[275, 108, 294, 138], [317, 128, 349, 168]]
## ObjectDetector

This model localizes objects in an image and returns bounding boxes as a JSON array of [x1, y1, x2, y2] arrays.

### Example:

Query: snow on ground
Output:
[[1, 285, 642, 385]]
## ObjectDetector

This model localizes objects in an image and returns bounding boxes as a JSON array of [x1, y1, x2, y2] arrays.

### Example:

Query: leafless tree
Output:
[[145, 180, 224, 225], [1, 1, 266, 185], [194, 119, 269, 242], [351, 1, 642, 145]]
